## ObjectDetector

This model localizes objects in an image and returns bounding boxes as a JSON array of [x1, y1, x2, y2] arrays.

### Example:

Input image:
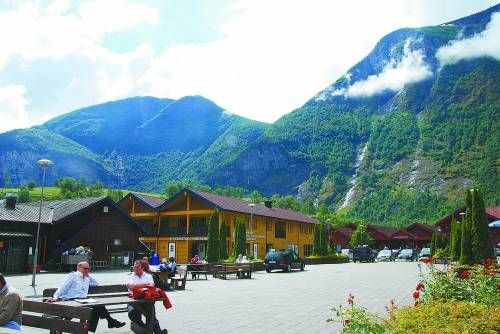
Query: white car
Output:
[[376, 249, 393, 262]]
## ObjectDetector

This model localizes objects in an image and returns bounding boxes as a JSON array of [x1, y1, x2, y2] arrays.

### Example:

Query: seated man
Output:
[[47, 261, 125, 331], [127, 260, 168, 334], [0, 273, 22, 331]]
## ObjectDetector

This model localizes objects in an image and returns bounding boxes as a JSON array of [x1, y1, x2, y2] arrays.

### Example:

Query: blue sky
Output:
[[0, 0, 498, 133]]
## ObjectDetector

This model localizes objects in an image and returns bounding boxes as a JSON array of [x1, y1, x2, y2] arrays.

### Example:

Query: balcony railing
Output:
[[157, 226, 208, 237]]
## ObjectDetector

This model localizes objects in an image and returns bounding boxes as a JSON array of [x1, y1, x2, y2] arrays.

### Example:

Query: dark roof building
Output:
[[0, 196, 145, 273]]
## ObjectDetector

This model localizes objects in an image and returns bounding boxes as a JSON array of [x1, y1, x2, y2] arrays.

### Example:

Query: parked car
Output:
[[376, 249, 393, 262], [264, 249, 305, 272], [391, 249, 401, 260], [418, 247, 431, 260], [341, 249, 353, 261], [397, 248, 417, 261], [352, 246, 376, 263]]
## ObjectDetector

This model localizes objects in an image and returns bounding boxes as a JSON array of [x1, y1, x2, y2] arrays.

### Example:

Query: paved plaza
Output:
[[8, 262, 426, 333]]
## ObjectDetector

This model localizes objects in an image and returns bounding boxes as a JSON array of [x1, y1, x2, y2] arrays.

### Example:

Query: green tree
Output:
[[319, 224, 328, 256], [17, 186, 30, 203], [349, 224, 373, 247], [26, 181, 36, 190], [232, 217, 246, 257], [206, 210, 220, 262], [313, 224, 321, 255], [107, 188, 124, 202], [470, 189, 494, 262], [249, 190, 262, 204], [450, 215, 462, 261], [460, 189, 474, 265], [219, 219, 228, 259], [430, 232, 437, 256]]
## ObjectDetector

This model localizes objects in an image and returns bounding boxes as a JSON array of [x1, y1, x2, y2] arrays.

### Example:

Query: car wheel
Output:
[[285, 264, 291, 272], [266, 268, 271, 273], [300, 263, 305, 271]]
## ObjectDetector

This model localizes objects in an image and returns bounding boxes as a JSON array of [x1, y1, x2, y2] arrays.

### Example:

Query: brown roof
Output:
[[168, 189, 318, 224], [126, 193, 166, 209]]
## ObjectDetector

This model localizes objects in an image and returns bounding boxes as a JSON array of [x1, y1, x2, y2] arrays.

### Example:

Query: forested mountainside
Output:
[[0, 5, 498, 227]]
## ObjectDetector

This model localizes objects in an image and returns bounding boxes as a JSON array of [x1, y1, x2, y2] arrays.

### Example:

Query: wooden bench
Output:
[[217, 263, 252, 279], [187, 264, 209, 280], [43, 284, 129, 314], [22, 299, 93, 334], [170, 265, 188, 290]]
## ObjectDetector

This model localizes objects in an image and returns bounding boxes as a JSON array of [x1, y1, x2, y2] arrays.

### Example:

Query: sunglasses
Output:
[[79, 267, 90, 270]]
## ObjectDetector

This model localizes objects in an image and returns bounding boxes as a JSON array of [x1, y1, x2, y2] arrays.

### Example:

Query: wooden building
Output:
[[330, 222, 435, 250], [120, 189, 319, 262], [0, 195, 145, 273]]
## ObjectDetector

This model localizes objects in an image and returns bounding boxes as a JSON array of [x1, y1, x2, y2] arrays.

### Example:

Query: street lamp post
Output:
[[31, 159, 53, 287]]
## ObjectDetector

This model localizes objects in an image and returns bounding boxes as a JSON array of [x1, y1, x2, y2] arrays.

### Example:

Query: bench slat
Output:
[[43, 284, 128, 298], [22, 314, 90, 334], [23, 300, 93, 319]]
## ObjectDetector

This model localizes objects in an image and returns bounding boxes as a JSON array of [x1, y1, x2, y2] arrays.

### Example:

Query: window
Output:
[[143, 241, 157, 253], [304, 244, 313, 257], [288, 223, 293, 233], [275, 222, 286, 239]]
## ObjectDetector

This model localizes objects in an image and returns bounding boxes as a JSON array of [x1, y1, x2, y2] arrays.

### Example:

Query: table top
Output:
[[56, 295, 163, 308]]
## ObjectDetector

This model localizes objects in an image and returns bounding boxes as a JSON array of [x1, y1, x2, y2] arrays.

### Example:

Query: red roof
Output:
[[486, 207, 500, 220], [183, 189, 319, 224]]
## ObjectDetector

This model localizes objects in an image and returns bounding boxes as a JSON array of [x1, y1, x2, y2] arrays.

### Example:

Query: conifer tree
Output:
[[319, 224, 328, 256], [232, 217, 246, 257], [450, 215, 462, 261], [206, 210, 220, 263], [349, 224, 372, 247], [430, 232, 437, 256], [219, 219, 228, 259], [470, 189, 494, 262], [313, 224, 321, 255], [460, 189, 474, 265]]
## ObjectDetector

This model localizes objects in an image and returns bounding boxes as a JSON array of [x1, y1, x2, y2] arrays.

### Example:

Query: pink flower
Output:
[[347, 293, 354, 305]]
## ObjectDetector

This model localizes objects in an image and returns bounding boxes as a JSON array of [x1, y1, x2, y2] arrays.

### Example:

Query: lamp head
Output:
[[37, 159, 54, 168]]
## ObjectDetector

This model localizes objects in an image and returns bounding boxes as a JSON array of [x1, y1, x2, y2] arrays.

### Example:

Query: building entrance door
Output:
[[168, 242, 176, 259], [198, 243, 206, 259]]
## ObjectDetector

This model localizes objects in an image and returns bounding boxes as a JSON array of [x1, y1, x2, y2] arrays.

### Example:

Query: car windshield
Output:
[[420, 248, 430, 254], [400, 249, 412, 255], [378, 250, 391, 256]]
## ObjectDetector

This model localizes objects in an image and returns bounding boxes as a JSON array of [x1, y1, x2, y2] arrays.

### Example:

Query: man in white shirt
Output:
[[127, 260, 167, 334], [47, 261, 125, 331]]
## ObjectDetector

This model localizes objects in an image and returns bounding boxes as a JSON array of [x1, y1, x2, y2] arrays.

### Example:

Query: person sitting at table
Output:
[[241, 255, 250, 263], [46, 261, 125, 331], [142, 256, 151, 273], [190, 254, 202, 264], [235, 254, 243, 263], [167, 257, 177, 276], [0, 273, 22, 331], [127, 260, 168, 334]]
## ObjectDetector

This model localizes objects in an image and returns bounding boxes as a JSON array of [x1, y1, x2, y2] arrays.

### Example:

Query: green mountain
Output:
[[0, 5, 498, 227]]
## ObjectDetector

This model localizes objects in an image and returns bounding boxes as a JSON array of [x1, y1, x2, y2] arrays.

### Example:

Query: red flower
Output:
[[460, 270, 471, 279], [343, 319, 350, 326], [412, 291, 420, 299], [414, 301, 419, 307], [416, 283, 425, 291]]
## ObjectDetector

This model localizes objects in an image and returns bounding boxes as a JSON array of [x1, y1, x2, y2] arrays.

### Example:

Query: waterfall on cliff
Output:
[[339, 143, 368, 209]]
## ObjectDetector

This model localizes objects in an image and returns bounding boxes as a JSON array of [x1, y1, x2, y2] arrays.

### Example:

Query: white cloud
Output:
[[331, 40, 433, 98], [0, 0, 497, 132], [0, 85, 30, 133], [437, 12, 500, 66]]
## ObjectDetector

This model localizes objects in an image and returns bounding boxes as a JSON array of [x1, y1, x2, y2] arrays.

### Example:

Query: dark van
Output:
[[352, 246, 376, 263], [264, 249, 305, 272]]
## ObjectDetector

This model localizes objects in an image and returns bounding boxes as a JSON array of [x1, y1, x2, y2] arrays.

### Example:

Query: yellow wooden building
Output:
[[119, 189, 318, 262]]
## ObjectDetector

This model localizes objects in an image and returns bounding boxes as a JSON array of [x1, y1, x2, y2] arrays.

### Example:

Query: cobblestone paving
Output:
[[9, 261, 427, 334]]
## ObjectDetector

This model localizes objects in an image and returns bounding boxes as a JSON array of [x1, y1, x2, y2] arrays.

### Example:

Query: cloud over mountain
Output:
[[332, 40, 433, 98], [437, 12, 500, 65]]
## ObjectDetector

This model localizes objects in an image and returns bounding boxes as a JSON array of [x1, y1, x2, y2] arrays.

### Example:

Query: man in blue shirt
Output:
[[47, 261, 125, 331]]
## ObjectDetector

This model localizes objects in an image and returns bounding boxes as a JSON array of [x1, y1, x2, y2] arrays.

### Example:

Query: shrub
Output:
[[387, 300, 500, 334]]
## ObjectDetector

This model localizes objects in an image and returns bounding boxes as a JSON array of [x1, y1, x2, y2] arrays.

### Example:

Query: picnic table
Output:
[[186, 263, 209, 280], [22, 285, 165, 334]]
